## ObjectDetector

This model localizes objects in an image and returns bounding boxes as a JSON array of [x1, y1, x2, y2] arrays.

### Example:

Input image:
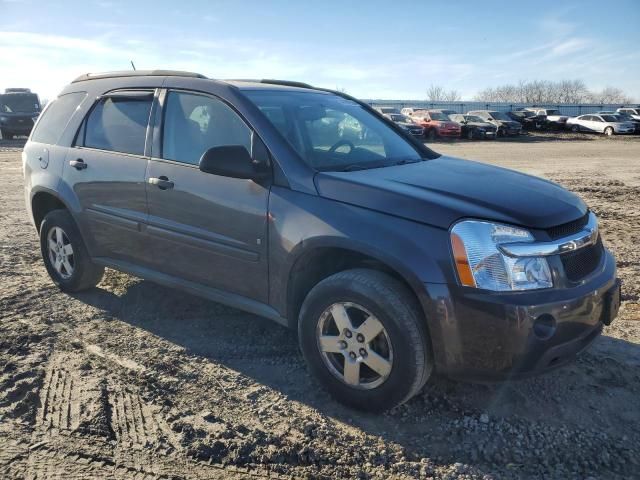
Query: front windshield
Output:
[[0, 94, 40, 113], [546, 109, 561, 115], [428, 112, 449, 121], [490, 111, 511, 121], [245, 91, 425, 171], [601, 115, 619, 122], [464, 115, 485, 123]]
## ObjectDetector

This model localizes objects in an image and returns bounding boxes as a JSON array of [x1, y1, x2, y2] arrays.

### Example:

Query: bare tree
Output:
[[426, 84, 460, 102], [474, 79, 632, 104], [588, 87, 632, 105]]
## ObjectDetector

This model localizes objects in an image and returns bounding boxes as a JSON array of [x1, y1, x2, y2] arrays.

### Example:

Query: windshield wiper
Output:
[[340, 164, 370, 172], [393, 159, 420, 166]]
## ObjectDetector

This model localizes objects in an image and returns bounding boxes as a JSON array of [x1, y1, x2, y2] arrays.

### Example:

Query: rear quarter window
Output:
[[30, 92, 87, 144]]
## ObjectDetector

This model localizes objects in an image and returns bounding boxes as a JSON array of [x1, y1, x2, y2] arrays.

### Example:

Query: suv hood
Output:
[[314, 156, 586, 230]]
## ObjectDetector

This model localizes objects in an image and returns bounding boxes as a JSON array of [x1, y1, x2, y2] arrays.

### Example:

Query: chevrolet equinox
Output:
[[23, 71, 621, 411]]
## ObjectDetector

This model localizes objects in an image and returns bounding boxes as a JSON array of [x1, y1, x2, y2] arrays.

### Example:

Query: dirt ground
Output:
[[1, 132, 639, 479]]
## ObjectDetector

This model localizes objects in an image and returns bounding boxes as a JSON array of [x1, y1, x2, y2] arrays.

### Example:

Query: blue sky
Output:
[[1, 0, 638, 101]]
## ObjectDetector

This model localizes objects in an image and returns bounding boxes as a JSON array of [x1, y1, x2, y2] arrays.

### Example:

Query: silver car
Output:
[[566, 114, 636, 136]]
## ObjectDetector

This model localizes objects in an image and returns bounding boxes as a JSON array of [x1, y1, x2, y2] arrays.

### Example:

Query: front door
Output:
[[65, 90, 154, 264], [145, 89, 270, 303]]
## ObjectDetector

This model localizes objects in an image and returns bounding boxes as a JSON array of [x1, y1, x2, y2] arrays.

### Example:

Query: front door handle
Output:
[[69, 159, 87, 170], [148, 176, 174, 190]]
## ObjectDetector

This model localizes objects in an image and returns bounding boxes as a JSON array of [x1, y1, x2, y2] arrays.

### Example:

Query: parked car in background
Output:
[[400, 107, 418, 116], [523, 108, 569, 129], [507, 110, 545, 130], [374, 106, 401, 115], [616, 107, 640, 120], [466, 110, 522, 136], [383, 113, 425, 137], [411, 110, 461, 140], [610, 112, 640, 133], [0, 88, 41, 139], [566, 114, 635, 135], [449, 114, 497, 140]]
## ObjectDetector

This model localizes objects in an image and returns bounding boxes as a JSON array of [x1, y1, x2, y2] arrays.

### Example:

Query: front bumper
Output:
[[423, 248, 619, 381]]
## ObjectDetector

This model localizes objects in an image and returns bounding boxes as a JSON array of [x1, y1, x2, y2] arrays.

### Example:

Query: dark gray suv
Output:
[[24, 71, 620, 412]]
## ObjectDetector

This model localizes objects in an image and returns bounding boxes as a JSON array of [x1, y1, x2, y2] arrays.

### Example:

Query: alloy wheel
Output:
[[47, 226, 74, 279], [316, 302, 393, 389]]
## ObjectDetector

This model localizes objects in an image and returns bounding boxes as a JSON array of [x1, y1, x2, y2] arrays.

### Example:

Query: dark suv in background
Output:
[[0, 88, 41, 139], [24, 71, 620, 412]]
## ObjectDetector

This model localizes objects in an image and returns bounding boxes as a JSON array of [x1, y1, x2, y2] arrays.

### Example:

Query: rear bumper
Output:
[[423, 248, 619, 382]]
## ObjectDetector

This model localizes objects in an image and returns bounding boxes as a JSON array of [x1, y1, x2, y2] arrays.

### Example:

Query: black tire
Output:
[[604, 127, 614, 136], [298, 269, 432, 412], [0, 128, 11, 140], [40, 209, 104, 292], [497, 128, 505, 137], [466, 129, 474, 140], [571, 124, 580, 133], [426, 129, 436, 141]]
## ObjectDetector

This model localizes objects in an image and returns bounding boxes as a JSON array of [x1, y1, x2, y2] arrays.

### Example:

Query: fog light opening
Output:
[[533, 314, 556, 340]]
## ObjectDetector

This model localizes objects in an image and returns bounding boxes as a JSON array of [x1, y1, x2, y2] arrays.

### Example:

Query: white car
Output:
[[616, 107, 640, 121], [524, 108, 569, 128], [567, 114, 636, 135]]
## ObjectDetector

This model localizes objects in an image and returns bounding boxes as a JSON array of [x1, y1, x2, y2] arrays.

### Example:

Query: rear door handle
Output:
[[69, 159, 87, 170], [148, 176, 174, 190]]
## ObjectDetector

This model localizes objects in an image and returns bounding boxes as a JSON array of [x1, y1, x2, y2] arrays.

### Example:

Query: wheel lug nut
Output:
[[359, 348, 367, 357], [344, 329, 352, 338], [356, 334, 365, 343], [349, 351, 356, 360], [338, 341, 347, 349]]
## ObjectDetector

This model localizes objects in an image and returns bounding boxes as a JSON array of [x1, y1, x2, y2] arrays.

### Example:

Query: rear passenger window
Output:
[[162, 91, 251, 165], [84, 93, 153, 155], [31, 92, 87, 144]]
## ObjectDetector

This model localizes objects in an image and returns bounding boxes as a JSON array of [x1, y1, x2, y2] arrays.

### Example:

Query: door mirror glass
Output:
[[199, 145, 262, 179]]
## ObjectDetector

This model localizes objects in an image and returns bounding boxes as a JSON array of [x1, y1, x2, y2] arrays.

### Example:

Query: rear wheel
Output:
[[298, 269, 432, 412], [604, 127, 614, 136], [571, 124, 580, 133], [40, 210, 104, 292]]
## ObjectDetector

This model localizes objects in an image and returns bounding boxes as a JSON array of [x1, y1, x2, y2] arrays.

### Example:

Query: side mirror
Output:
[[199, 145, 264, 180]]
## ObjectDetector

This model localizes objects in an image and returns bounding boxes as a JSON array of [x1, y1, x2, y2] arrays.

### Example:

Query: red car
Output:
[[410, 109, 461, 140]]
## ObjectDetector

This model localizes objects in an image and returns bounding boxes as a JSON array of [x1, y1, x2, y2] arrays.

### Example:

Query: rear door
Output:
[[65, 90, 154, 264], [144, 89, 270, 303]]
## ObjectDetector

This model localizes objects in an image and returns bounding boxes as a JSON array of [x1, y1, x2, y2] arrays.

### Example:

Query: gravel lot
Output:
[[1, 132, 639, 479]]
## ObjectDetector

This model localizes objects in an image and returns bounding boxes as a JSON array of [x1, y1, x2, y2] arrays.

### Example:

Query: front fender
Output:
[[268, 186, 453, 321]]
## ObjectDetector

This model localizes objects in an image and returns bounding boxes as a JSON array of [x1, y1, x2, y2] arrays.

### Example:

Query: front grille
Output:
[[546, 213, 590, 240], [561, 236, 603, 282]]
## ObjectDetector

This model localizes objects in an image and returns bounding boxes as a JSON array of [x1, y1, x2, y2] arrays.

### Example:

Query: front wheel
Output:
[[604, 127, 614, 136], [40, 210, 104, 292], [298, 269, 432, 412], [571, 124, 580, 133], [466, 129, 474, 140], [426, 129, 436, 141]]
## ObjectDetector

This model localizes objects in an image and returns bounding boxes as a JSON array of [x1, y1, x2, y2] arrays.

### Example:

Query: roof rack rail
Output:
[[259, 79, 313, 89], [229, 79, 313, 89], [72, 70, 207, 83]]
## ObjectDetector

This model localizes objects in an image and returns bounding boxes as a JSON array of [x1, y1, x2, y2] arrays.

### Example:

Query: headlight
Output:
[[450, 220, 552, 291]]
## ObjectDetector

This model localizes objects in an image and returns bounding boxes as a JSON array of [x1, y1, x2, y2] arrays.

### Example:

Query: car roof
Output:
[[71, 70, 323, 93]]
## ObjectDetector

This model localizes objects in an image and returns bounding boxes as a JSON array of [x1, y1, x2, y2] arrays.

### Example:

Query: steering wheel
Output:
[[328, 139, 355, 155]]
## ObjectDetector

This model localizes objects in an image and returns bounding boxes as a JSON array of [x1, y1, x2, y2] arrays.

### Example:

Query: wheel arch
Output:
[[284, 239, 431, 333]]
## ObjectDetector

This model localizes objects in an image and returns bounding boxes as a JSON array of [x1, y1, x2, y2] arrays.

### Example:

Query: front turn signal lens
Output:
[[451, 232, 476, 287]]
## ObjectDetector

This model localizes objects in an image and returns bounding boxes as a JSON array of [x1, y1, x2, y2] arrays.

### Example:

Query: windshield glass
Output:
[[615, 113, 632, 120], [428, 112, 449, 121], [245, 91, 424, 171], [489, 111, 511, 121], [0, 94, 40, 113], [464, 115, 485, 123]]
